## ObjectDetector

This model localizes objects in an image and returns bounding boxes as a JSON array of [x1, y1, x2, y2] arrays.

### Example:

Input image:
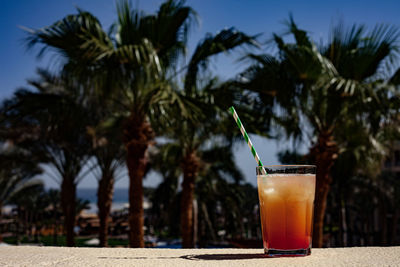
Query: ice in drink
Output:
[[257, 173, 315, 254]]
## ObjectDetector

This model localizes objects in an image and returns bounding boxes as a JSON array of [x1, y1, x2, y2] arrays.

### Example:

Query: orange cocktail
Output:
[[257, 165, 316, 257]]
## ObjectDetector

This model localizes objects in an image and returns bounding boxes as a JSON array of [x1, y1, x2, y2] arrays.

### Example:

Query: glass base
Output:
[[264, 247, 311, 257]]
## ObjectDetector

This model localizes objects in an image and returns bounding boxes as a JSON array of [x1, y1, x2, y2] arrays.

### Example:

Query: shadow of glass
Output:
[[98, 253, 267, 261], [180, 253, 267, 261], [98, 256, 180, 260]]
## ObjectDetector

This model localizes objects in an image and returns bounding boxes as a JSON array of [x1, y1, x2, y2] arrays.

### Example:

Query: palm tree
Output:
[[9, 182, 52, 244], [238, 18, 400, 247], [46, 189, 61, 245], [330, 108, 397, 245], [0, 143, 42, 242], [87, 123, 125, 247], [24, 0, 197, 247], [279, 94, 400, 247], [194, 146, 249, 247], [150, 138, 246, 247], [154, 27, 257, 247], [148, 28, 257, 247], [148, 143, 181, 239], [1, 71, 93, 246]]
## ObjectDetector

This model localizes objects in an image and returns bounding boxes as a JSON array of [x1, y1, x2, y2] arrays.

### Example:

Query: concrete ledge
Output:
[[0, 246, 399, 266]]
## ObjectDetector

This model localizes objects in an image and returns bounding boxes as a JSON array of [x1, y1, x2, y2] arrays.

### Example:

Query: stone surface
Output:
[[0, 246, 399, 266]]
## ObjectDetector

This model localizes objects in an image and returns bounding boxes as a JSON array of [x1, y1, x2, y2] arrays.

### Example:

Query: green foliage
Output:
[[240, 18, 400, 164], [8, 0, 400, 247], [0, 144, 43, 206], [277, 150, 309, 165], [1, 71, 93, 185], [23, 0, 199, 126]]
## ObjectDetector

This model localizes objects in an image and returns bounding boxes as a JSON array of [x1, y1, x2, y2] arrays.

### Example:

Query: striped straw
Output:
[[229, 106, 267, 175]]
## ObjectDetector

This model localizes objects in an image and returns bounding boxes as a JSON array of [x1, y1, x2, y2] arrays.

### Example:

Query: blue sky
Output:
[[1, 0, 400, 189]]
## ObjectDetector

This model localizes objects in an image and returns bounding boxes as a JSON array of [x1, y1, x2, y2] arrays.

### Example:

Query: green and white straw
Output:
[[229, 106, 267, 175]]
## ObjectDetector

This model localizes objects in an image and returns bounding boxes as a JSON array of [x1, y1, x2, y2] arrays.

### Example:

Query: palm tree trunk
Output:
[[53, 223, 58, 245], [379, 196, 388, 245], [391, 210, 399, 245], [180, 151, 200, 248], [368, 209, 374, 245], [193, 199, 198, 246], [0, 202, 2, 243], [53, 207, 58, 245], [61, 178, 76, 247], [124, 115, 154, 248], [16, 216, 20, 245], [97, 173, 114, 247], [338, 193, 348, 247], [310, 132, 338, 248], [34, 222, 39, 243], [23, 209, 28, 240], [201, 202, 217, 243]]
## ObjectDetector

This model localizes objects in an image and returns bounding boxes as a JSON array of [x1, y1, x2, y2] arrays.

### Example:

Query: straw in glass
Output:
[[229, 106, 267, 175]]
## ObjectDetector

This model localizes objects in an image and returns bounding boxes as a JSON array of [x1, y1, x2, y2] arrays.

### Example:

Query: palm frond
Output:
[[184, 28, 259, 93], [24, 9, 112, 61], [283, 14, 312, 48]]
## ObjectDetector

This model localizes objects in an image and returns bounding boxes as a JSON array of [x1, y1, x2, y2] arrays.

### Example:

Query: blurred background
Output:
[[1, 0, 400, 248]]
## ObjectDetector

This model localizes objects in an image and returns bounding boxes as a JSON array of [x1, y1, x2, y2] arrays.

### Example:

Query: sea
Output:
[[77, 188, 129, 214]]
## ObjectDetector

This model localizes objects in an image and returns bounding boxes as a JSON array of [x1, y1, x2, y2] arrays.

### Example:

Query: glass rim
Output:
[[256, 165, 316, 175], [259, 165, 316, 168]]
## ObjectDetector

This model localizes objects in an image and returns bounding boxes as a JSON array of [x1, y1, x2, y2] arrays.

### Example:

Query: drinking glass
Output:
[[257, 165, 316, 257]]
